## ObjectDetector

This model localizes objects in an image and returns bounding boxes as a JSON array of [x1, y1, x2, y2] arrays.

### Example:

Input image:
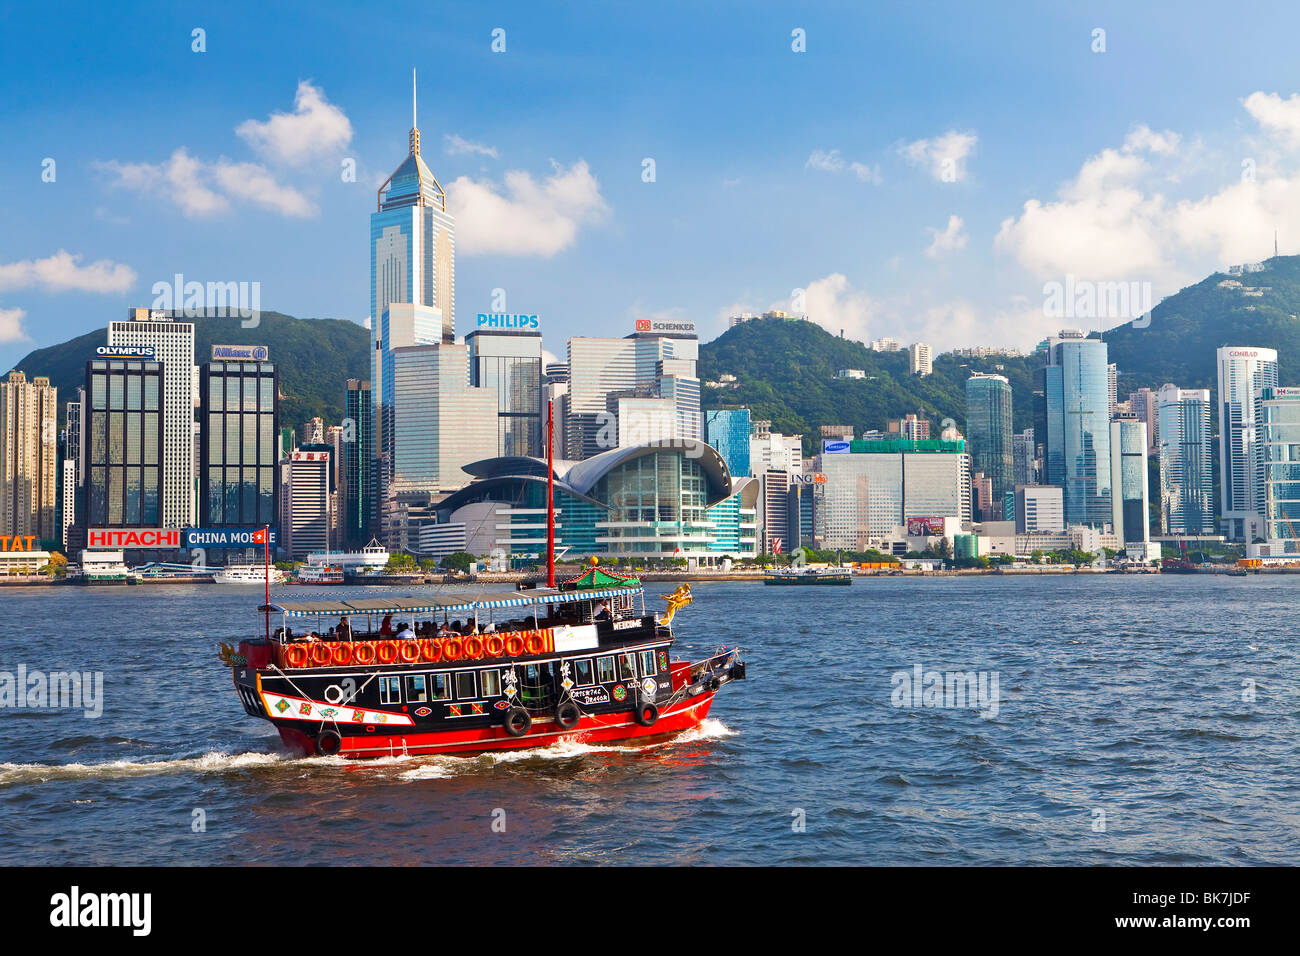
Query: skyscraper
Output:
[[1109, 414, 1149, 547], [705, 407, 752, 478], [1259, 386, 1300, 546], [0, 371, 58, 540], [1039, 331, 1111, 527], [198, 356, 278, 528], [466, 328, 543, 457], [81, 358, 164, 532], [371, 72, 456, 502], [107, 309, 196, 528], [908, 342, 933, 376], [342, 379, 375, 548], [965, 372, 1013, 509], [1216, 346, 1279, 540], [1156, 384, 1213, 535]]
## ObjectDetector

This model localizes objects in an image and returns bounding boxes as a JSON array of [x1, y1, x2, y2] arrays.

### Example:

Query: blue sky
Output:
[[4, 0, 1300, 373]]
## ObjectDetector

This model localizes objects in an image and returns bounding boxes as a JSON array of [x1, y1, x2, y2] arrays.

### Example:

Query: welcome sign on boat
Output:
[[220, 569, 744, 758]]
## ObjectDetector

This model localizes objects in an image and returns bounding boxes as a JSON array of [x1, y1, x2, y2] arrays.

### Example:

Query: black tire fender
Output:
[[555, 700, 581, 730], [503, 705, 532, 737]]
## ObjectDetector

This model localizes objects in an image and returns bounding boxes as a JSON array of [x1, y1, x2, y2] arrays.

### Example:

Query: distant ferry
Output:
[[216, 564, 286, 586], [296, 565, 345, 585], [77, 550, 139, 586], [305, 539, 389, 573], [763, 566, 852, 586]]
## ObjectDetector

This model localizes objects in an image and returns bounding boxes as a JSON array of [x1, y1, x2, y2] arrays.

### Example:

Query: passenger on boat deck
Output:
[[438, 621, 454, 637], [336, 617, 352, 640], [379, 614, 394, 636], [593, 599, 611, 621], [481, 620, 497, 633], [396, 621, 416, 640]]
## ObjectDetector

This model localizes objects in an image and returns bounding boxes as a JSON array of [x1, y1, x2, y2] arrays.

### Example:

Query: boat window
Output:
[[430, 673, 451, 701], [480, 669, 501, 697], [618, 653, 637, 681], [640, 650, 656, 676], [596, 656, 617, 684], [455, 671, 477, 700], [379, 676, 402, 705], [572, 658, 594, 686], [407, 674, 428, 703]]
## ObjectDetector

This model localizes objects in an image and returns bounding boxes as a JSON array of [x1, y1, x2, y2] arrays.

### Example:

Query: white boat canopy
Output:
[[264, 585, 642, 619]]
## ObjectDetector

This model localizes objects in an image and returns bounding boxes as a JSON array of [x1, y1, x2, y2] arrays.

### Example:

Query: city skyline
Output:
[[10, 1, 1300, 376]]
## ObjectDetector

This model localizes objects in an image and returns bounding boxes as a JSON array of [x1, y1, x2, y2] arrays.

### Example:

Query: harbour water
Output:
[[1, 575, 1296, 865]]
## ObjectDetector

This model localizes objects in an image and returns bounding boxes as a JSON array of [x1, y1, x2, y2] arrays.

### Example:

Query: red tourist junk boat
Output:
[[219, 401, 745, 759]]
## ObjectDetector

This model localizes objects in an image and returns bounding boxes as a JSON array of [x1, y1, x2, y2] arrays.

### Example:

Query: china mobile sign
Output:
[[183, 528, 275, 549], [87, 528, 182, 549]]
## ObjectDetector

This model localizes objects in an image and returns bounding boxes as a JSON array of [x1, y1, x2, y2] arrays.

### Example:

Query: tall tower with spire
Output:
[[369, 69, 458, 526]]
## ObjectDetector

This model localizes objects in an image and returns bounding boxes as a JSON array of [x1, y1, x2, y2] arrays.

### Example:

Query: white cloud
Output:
[[236, 80, 352, 165], [900, 130, 977, 182], [0, 250, 137, 293], [99, 148, 313, 219], [1242, 91, 1300, 149], [925, 215, 968, 258], [447, 160, 609, 257], [804, 149, 881, 184], [444, 134, 499, 159], [0, 306, 27, 343], [769, 273, 878, 342], [211, 160, 314, 217]]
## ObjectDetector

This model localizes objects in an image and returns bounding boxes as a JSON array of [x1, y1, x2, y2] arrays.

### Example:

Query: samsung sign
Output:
[[822, 440, 851, 454], [477, 313, 540, 331], [184, 528, 278, 549], [96, 346, 156, 358], [212, 345, 269, 361]]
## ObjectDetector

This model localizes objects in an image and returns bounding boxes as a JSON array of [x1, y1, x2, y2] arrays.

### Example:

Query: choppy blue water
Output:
[[1, 575, 1297, 865]]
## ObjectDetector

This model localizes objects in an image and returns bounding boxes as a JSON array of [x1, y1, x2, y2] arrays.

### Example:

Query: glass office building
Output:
[[1040, 333, 1111, 527], [1259, 387, 1300, 543], [466, 329, 543, 457], [1216, 347, 1279, 540], [705, 407, 752, 478], [965, 373, 1013, 509], [342, 379, 375, 548], [199, 360, 278, 527], [1156, 385, 1213, 535], [82, 359, 164, 528], [1109, 415, 1149, 545]]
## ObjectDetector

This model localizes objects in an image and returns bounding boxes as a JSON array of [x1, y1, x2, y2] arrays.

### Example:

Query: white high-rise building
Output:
[[750, 431, 802, 476], [107, 309, 196, 528], [280, 450, 332, 560], [1216, 346, 1279, 540], [908, 342, 933, 376], [1109, 415, 1149, 548], [0, 371, 58, 540]]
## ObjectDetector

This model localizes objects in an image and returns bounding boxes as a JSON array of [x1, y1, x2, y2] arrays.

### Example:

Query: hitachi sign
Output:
[[477, 313, 540, 330], [87, 528, 181, 549]]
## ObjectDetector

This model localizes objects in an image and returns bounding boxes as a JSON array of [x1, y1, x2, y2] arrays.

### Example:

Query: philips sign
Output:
[[96, 346, 155, 358], [477, 313, 540, 331], [212, 345, 269, 361]]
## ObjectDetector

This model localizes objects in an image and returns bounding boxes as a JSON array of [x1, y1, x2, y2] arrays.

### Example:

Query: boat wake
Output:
[[0, 720, 737, 787]]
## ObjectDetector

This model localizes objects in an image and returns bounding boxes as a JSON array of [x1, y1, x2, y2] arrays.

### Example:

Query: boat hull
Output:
[[274, 691, 719, 759]]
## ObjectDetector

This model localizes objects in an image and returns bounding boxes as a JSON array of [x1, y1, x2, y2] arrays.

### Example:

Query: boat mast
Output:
[[546, 398, 556, 588], [263, 524, 270, 640]]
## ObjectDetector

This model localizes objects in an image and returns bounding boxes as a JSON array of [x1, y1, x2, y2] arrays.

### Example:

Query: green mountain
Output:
[[699, 318, 1037, 452], [1104, 254, 1299, 393], [5, 311, 369, 429]]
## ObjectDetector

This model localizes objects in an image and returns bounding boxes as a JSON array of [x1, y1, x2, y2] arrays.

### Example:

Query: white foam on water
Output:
[[0, 750, 288, 786]]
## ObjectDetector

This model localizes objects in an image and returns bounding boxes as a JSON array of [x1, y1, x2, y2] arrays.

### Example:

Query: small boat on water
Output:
[[763, 566, 852, 586], [295, 564, 345, 585], [216, 564, 286, 586]]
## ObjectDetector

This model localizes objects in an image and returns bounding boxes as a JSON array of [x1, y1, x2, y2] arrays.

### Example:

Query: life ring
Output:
[[442, 639, 463, 662], [284, 644, 308, 668], [352, 642, 376, 665], [633, 701, 660, 727], [398, 641, 421, 663], [555, 700, 581, 730], [316, 730, 342, 756], [462, 636, 484, 660], [505, 635, 526, 657], [330, 642, 353, 666], [375, 641, 399, 664], [311, 643, 333, 667], [484, 635, 506, 658], [418, 639, 441, 663], [525, 633, 545, 655], [502, 705, 532, 737]]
